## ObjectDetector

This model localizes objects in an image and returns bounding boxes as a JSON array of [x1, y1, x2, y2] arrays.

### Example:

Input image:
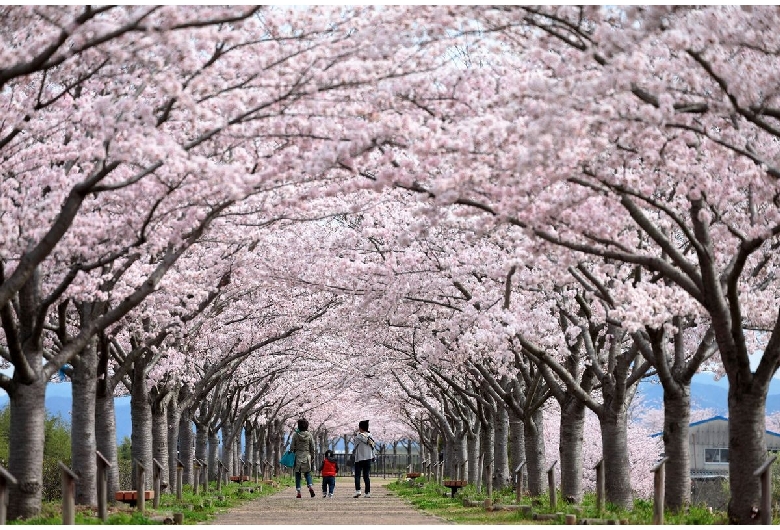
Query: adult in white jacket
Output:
[[352, 420, 375, 498]]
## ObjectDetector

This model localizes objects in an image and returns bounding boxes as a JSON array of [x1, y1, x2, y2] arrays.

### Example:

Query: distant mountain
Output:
[[0, 382, 132, 444], [637, 372, 780, 416], [0, 373, 777, 445]]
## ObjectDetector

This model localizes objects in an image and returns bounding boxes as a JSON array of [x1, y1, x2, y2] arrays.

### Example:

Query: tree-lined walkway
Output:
[[209, 477, 448, 525]]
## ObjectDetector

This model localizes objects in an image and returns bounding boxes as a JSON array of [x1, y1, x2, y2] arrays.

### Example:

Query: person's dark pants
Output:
[[322, 475, 336, 495], [295, 471, 312, 490], [355, 459, 371, 493]]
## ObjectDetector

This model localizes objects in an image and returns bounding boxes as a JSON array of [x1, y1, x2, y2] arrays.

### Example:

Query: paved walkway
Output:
[[208, 476, 448, 525]]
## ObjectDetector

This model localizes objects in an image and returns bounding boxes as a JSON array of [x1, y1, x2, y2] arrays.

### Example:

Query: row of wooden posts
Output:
[[0, 452, 774, 525], [0, 452, 275, 525], [408, 454, 778, 525]]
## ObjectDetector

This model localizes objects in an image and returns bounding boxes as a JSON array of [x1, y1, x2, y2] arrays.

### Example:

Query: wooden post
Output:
[[193, 459, 201, 495], [595, 459, 605, 515], [652, 457, 669, 525], [514, 462, 526, 503], [176, 459, 183, 501], [0, 465, 16, 525], [548, 460, 558, 511], [152, 458, 163, 509], [135, 459, 146, 512], [202, 460, 209, 493], [96, 451, 111, 522], [754, 455, 777, 526], [59, 461, 78, 525], [217, 459, 223, 492]]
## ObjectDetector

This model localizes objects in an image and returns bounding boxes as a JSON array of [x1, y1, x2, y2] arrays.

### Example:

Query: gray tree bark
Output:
[[221, 424, 234, 476], [727, 386, 767, 524], [600, 406, 633, 510], [661, 383, 691, 510], [508, 409, 524, 481], [151, 389, 170, 487], [559, 395, 586, 503], [130, 356, 153, 489], [466, 422, 480, 486], [70, 326, 98, 506], [480, 418, 494, 491], [166, 393, 181, 488], [493, 403, 510, 488], [7, 378, 46, 520], [244, 421, 254, 474], [179, 408, 195, 485], [524, 407, 546, 496], [96, 331, 121, 502], [195, 420, 209, 478], [209, 427, 220, 480]]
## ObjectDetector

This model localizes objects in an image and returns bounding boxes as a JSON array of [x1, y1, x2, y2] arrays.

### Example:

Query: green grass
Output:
[[387, 477, 733, 525], [9, 476, 293, 525]]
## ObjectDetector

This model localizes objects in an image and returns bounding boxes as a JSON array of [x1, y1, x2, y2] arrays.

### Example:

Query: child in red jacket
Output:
[[319, 449, 339, 498]]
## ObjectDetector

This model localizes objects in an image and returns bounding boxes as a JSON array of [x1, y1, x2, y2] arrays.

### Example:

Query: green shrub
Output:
[[0, 406, 72, 502]]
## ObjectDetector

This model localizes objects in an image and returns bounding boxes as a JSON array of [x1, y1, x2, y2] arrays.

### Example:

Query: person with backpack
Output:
[[319, 449, 339, 498], [352, 419, 375, 498], [291, 418, 316, 498]]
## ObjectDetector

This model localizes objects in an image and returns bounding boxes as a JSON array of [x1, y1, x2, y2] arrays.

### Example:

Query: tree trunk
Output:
[[559, 395, 585, 503], [480, 419, 494, 490], [195, 421, 209, 478], [453, 434, 467, 481], [71, 333, 98, 506], [599, 408, 633, 510], [233, 430, 240, 475], [130, 360, 153, 489], [244, 421, 254, 474], [222, 422, 234, 473], [166, 394, 181, 487], [493, 404, 510, 488], [151, 394, 170, 488], [255, 423, 266, 465], [524, 407, 546, 496], [508, 408, 524, 482], [179, 409, 194, 485], [269, 426, 280, 476], [96, 380, 120, 502], [7, 378, 46, 519], [96, 333, 120, 502], [209, 427, 220, 480], [727, 387, 766, 524], [466, 424, 480, 485], [662, 383, 691, 511]]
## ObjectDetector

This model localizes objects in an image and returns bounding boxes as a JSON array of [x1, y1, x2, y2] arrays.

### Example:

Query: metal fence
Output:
[[315, 452, 423, 479]]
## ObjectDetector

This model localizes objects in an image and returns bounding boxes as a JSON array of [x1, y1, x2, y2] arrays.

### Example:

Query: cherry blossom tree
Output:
[[352, 6, 780, 522]]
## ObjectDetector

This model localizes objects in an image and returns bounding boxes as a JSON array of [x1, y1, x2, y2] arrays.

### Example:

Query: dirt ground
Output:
[[206, 476, 449, 526]]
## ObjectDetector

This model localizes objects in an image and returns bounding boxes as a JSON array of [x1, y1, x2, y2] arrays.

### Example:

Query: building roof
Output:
[[651, 415, 780, 438]]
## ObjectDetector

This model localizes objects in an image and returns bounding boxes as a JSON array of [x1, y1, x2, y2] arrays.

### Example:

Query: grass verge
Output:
[[9, 476, 293, 525], [387, 477, 731, 525]]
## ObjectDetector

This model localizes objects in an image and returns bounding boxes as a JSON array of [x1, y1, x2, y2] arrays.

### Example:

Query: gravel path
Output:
[[207, 476, 449, 525]]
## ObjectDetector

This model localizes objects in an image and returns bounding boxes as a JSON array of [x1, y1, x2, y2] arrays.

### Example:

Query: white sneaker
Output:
[[365, 492, 371, 498], [328, 493, 333, 498], [353, 491, 361, 498]]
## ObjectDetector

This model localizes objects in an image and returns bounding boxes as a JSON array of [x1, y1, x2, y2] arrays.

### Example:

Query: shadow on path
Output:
[[207, 476, 448, 525]]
